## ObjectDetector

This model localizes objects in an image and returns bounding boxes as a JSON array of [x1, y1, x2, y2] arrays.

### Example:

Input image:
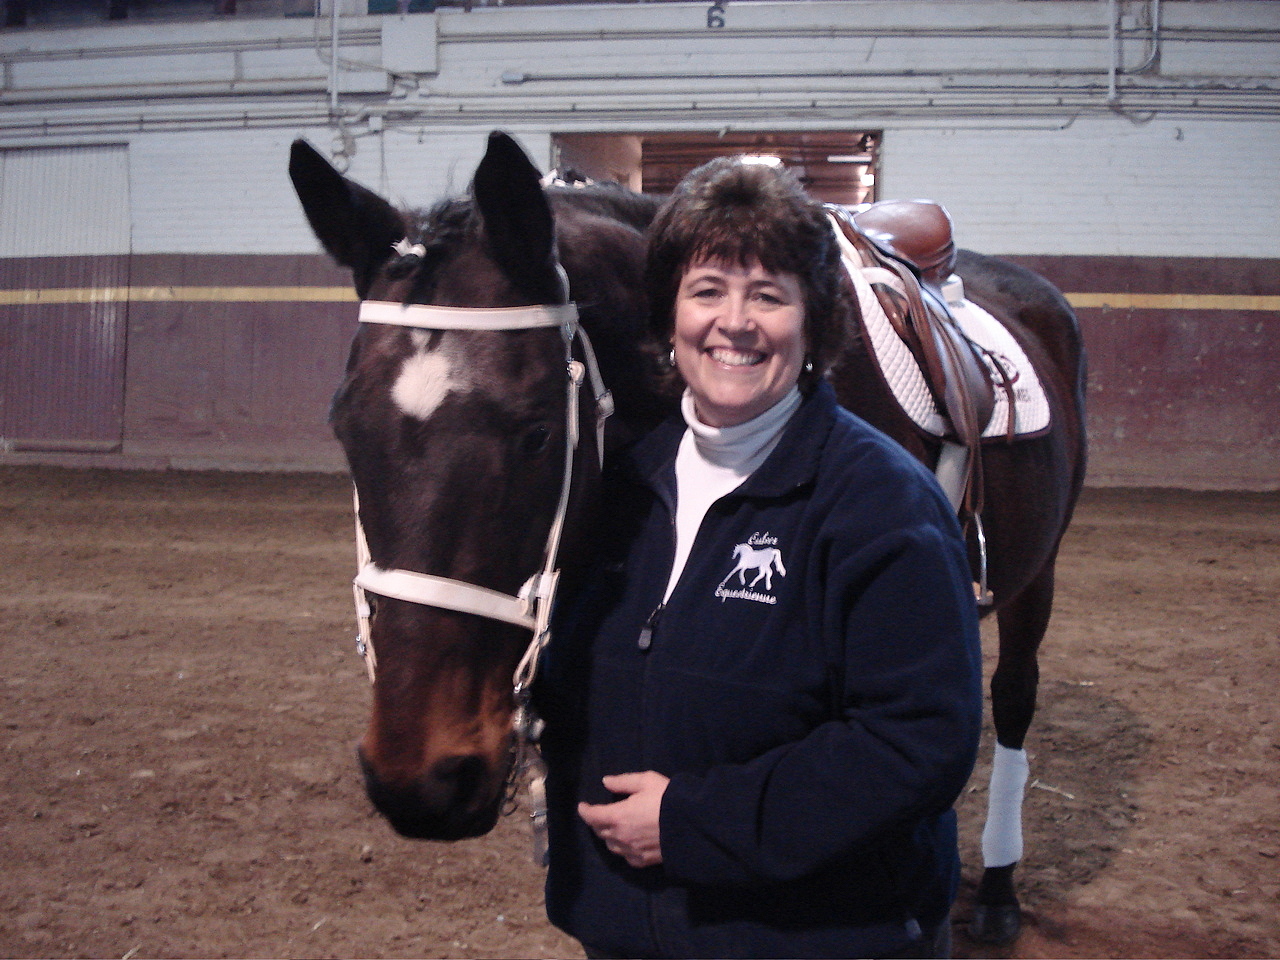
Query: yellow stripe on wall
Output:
[[1064, 293, 1280, 311], [1, 286, 1277, 311]]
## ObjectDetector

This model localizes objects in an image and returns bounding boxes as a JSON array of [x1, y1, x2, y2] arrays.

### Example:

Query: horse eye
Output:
[[518, 424, 552, 458]]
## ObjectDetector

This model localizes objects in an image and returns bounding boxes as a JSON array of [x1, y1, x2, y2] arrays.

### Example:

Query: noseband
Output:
[[350, 298, 612, 700]]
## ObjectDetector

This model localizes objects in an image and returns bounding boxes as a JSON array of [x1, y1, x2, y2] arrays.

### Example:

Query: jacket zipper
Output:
[[638, 603, 663, 650], [639, 502, 677, 652]]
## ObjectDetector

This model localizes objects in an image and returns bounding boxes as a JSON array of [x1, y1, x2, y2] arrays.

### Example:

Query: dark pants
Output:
[[581, 920, 952, 960], [883, 918, 953, 959]]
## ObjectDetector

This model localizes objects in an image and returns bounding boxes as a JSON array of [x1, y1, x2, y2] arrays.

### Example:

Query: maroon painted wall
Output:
[[1007, 255, 1279, 490], [1, 256, 129, 451], [121, 254, 355, 470], [2, 252, 1277, 489], [2, 254, 353, 471]]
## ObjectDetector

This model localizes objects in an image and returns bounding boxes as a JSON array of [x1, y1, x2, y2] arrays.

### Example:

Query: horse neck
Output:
[[548, 185, 664, 233], [553, 194, 678, 450]]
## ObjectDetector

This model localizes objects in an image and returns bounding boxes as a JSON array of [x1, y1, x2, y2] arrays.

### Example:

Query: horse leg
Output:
[[971, 560, 1056, 944]]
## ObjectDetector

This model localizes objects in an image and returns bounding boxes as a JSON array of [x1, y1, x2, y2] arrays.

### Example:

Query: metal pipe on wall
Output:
[[1131, 0, 1162, 76], [1108, 0, 1119, 103], [329, 0, 341, 117], [1110, 0, 1163, 103]]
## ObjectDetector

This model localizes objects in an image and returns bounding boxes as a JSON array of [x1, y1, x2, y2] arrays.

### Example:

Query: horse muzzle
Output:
[[357, 746, 509, 841]]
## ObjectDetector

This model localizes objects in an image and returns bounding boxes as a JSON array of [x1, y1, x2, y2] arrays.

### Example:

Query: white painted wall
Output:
[[879, 117, 1280, 257], [75, 125, 551, 256], [2, 2, 1277, 258], [353, 127, 550, 222], [122, 115, 1280, 259], [129, 129, 310, 255]]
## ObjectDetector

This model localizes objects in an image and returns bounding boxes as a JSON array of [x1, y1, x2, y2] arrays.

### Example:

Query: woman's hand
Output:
[[577, 771, 669, 868]]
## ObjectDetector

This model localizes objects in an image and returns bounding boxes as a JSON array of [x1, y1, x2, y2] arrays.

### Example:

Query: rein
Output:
[[348, 294, 612, 856]]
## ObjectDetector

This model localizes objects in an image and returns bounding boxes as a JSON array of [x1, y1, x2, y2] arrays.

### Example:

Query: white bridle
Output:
[[349, 297, 613, 716]]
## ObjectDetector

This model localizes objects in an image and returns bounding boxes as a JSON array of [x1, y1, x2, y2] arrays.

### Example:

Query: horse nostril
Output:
[[429, 754, 488, 808]]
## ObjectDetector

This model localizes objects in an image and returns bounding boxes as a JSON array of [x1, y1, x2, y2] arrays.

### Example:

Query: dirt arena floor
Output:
[[0, 466, 1276, 960]]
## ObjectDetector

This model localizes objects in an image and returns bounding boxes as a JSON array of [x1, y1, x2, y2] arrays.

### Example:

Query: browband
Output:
[[359, 300, 578, 331]]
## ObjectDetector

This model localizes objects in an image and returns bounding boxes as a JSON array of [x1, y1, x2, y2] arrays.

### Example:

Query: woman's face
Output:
[[672, 258, 807, 428]]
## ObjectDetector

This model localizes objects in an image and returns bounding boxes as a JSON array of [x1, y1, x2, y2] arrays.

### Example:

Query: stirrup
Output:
[[973, 513, 995, 607]]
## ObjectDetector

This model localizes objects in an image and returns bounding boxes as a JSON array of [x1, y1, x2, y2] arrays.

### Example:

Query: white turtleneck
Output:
[[663, 387, 802, 602]]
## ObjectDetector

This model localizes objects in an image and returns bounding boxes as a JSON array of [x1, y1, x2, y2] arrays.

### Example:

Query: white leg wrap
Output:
[[982, 744, 1029, 868]]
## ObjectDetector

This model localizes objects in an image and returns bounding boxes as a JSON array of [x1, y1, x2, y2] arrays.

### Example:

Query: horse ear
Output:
[[289, 138, 406, 299], [472, 131, 561, 302]]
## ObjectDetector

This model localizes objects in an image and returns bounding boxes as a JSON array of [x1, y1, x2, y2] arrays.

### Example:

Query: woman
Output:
[[539, 157, 983, 959]]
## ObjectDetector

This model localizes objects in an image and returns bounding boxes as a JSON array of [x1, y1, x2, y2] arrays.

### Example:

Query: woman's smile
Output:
[[708, 346, 766, 367]]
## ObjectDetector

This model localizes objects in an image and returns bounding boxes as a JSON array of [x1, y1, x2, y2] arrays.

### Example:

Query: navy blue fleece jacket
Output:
[[540, 381, 983, 959]]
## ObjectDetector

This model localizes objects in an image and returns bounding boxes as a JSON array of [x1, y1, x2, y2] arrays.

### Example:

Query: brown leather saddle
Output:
[[829, 200, 1017, 519]]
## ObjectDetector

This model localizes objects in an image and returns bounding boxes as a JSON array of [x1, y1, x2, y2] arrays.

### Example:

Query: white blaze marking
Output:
[[393, 348, 459, 420]]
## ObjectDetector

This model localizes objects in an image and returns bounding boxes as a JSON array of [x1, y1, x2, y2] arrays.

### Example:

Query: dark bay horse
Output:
[[289, 131, 1086, 944]]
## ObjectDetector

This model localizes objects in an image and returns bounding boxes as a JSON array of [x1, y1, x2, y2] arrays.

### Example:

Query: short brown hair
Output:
[[645, 157, 853, 391]]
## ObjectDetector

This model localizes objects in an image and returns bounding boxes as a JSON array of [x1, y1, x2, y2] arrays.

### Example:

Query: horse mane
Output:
[[385, 198, 478, 299], [385, 185, 662, 304]]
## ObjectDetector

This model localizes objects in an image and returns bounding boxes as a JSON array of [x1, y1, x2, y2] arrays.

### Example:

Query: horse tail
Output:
[[772, 549, 787, 577]]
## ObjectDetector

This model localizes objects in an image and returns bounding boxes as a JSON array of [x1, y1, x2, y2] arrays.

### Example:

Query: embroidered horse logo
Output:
[[721, 542, 787, 593]]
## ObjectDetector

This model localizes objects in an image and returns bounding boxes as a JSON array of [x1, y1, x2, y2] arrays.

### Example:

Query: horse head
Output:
[[289, 132, 646, 840]]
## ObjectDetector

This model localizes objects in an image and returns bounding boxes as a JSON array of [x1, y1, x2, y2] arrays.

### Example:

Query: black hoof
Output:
[[969, 902, 1022, 944]]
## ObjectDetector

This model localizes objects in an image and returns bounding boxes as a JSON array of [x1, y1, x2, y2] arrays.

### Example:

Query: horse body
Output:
[[290, 131, 1085, 942]]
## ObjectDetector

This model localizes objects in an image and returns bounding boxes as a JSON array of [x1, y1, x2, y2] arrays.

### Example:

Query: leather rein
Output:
[[348, 294, 612, 833]]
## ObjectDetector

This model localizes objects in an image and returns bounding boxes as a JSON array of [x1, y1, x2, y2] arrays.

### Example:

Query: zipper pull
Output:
[[638, 604, 663, 651]]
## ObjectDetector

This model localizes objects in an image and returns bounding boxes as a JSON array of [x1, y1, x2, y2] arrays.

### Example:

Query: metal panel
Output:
[[0, 145, 130, 256], [0, 145, 130, 451]]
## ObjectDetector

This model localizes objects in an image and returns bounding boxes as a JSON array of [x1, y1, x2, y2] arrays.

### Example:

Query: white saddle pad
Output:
[[832, 221, 1050, 440], [944, 276, 1051, 439]]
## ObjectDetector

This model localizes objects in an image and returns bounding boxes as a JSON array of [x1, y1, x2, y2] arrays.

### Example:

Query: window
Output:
[[553, 131, 880, 205], [3, 0, 316, 25]]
